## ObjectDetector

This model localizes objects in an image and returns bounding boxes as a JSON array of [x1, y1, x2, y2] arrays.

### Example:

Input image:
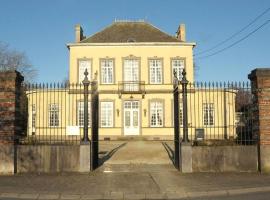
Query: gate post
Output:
[[173, 72, 180, 170], [91, 72, 99, 171], [179, 69, 192, 173], [249, 68, 270, 173], [0, 70, 24, 174], [181, 69, 189, 143], [81, 69, 90, 144]]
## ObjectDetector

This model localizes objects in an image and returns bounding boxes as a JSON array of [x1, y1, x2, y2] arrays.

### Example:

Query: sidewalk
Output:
[[1, 164, 270, 199]]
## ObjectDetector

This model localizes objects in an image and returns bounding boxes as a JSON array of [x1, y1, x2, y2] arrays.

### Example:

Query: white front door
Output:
[[124, 101, 140, 135]]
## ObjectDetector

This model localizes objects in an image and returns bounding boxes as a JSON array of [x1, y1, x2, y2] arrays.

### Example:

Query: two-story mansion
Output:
[[27, 21, 236, 141]]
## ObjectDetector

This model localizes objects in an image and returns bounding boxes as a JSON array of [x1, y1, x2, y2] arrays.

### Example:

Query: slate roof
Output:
[[80, 21, 180, 43]]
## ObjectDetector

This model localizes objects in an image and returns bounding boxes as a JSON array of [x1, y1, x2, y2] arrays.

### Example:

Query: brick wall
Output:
[[0, 71, 24, 144], [249, 68, 270, 172]]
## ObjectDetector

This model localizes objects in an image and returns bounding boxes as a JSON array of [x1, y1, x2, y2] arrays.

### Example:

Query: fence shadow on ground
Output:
[[162, 142, 175, 165], [98, 142, 127, 167]]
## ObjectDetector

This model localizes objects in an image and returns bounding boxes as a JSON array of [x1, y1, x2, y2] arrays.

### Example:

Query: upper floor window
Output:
[[49, 104, 59, 127], [203, 103, 214, 126], [101, 59, 114, 84], [172, 59, 185, 81], [150, 101, 163, 127], [100, 101, 113, 127], [78, 59, 91, 83], [149, 59, 162, 84]]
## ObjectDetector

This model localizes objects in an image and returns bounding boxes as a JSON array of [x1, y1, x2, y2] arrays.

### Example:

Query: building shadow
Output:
[[98, 142, 127, 167], [162, 142, 175, 165]]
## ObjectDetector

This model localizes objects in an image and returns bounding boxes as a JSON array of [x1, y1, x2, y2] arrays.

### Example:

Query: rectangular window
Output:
[[32, 104, 36, 129], [150, 101, 163, 127], [172, 59, 184, 81], [101, 59, 114, 84], [203, 103, 214, 126], [172, 102, 183, 127], [149, 59, 162, 84], [124, 59, 139, 91], [49, 104, 59, 127], [78, 59, 91, 83], [101, 102, 113, 127], [77, 101, 91, 127], [179, 104, 183, 126]]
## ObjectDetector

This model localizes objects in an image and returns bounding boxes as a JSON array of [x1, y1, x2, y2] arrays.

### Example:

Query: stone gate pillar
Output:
[[249, 68, 270, 173], [0, 70, 24, 174]]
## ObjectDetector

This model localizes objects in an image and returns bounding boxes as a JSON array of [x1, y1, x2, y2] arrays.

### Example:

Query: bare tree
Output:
[[0, 42, 37, 82]]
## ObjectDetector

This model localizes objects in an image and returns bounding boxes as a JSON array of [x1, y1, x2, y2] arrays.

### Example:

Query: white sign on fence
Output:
[[66, 126, 80, 136]]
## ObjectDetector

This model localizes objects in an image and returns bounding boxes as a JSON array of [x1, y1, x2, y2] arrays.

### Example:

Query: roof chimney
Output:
[[176, 24, 186, 42], [75, 24, 84, 42]]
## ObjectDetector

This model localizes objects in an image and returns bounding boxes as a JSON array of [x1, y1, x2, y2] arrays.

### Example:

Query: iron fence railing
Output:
[[20, 78, 256, 146], [178, 81, 256, 145], [21, 83, 85, 145]]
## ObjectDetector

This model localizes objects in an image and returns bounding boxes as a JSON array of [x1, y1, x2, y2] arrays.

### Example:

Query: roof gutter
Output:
[[66, 42, 196, 48]]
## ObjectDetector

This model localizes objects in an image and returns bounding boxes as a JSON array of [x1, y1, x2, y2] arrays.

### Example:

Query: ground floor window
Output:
[[32, 104, 36, 129], [77, 101, 91, 127], [179, 104, 183, 126], [49, 103, 59, 127], [150, 101, 163, 127], [100, 101, 113, 127], [203, 103, 214, 126], [172, 101, 183, 127]]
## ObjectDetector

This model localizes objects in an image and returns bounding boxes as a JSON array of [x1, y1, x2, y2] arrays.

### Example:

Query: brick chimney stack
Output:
[[176, 24, 186, 42], [75, 24, 84, 42]]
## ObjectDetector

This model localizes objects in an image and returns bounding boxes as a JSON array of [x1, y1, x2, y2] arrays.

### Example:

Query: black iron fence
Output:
[[176, 78, 255, 145], [20, 70, 256, 146], [20, 82, 85, 145]]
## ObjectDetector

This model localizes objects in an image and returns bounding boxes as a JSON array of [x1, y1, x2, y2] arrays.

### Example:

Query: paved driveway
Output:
[[99, 141, 174, 165]]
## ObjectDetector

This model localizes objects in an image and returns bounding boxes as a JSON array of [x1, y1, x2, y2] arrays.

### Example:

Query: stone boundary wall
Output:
[[191, 145, 258, 172], [16, 145, 90, 173]]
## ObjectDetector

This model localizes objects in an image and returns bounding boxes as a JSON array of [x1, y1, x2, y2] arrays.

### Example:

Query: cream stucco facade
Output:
[[26, 21, 236, 141]]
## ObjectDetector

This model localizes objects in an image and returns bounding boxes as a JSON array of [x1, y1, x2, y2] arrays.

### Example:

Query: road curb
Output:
[[1, 186, 270, 199]]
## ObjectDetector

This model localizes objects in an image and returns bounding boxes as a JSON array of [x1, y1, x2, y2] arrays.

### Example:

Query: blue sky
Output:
[[0, 0, 269, 82]]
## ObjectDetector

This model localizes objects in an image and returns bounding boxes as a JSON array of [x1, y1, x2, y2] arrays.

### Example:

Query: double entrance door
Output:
[[124, 101, 140, 135]]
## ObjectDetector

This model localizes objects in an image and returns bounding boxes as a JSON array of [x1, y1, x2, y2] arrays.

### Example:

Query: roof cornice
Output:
[[66, 42, 196, 48]]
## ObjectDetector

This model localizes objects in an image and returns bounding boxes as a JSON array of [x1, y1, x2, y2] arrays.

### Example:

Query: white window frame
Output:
[[32, 104, 36, 127], [172, 59, 185, 81], [101, 59, 114, 84], [78, 59, 91, 83], [203, 103, 214, 126], [179, 103, 183, 126], [172, 101, 183, 127], [123, 59, 140, 91], [149, 59, 162, 84], [48, 103, 60, 127], [77, 101, 91, 127], [150, 101, 164, 127], [100, 101, 114, 127]]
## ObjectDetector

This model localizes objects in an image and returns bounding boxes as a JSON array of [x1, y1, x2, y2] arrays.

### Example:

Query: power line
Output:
[[195, 20, 270, 60], [195, 7, 270, 56]]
